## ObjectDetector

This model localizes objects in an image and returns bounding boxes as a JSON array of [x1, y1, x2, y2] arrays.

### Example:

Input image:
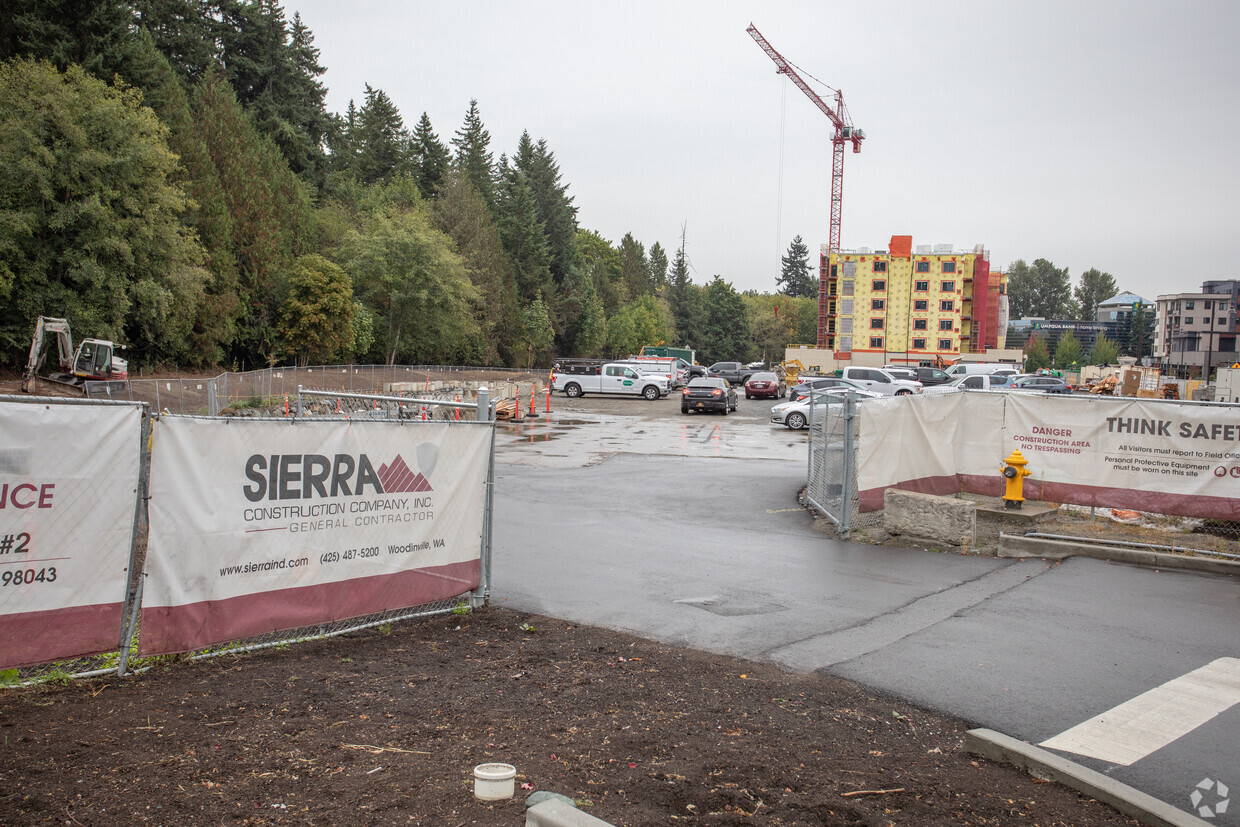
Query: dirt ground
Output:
[[1, 608, 1139, 826]]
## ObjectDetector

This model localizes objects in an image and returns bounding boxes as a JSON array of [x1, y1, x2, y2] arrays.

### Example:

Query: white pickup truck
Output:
[[552, 363, 669, 400]]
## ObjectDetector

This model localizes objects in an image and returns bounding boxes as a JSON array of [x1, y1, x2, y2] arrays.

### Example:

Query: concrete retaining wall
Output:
[[883, 489, 976, 549]]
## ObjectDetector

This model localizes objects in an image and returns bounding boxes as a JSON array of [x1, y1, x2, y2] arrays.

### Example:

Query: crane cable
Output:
[[776, 76, 786, 267]]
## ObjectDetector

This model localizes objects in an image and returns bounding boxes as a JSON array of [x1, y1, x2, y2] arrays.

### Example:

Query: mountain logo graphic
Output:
[[377, 455, 432, 493]]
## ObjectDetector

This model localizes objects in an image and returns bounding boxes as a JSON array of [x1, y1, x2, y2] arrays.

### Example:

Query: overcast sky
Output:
[[284, 0, 1239, 303]]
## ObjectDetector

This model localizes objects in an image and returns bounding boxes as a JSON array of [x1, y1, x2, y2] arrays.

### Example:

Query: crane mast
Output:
[[747, 23, 864, 348]]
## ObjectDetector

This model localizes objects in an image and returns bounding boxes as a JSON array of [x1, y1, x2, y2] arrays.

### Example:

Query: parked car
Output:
[[770, 387, 882, 430], [681, 377, 738, 415], [944, 363, 1019, 378], [837, 366, 923, 396], [705, 362, 755, 385], [788, 376, 869, 402], [913, 367, 953, 386], [744, 371, 784, 399], [924, 373, 1015, 394], [883, 365, 919, 383], [1010, 374, 1073, 394]]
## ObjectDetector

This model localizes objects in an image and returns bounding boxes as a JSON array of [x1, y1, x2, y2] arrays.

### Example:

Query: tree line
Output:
[[0, 0, 823, 372], [1005, 259, 1152, 366]]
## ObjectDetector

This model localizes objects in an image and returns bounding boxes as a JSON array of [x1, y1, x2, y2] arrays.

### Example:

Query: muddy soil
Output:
[[1, 608, 1137, 826]]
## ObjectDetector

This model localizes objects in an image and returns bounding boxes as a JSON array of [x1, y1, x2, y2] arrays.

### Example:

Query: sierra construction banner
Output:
[[0, 400, 142, 669], [857, 393, 1240, 518], [141, 417, 492, 656]]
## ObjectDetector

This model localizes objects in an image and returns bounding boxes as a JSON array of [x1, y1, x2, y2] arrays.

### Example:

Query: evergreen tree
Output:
[[1089, 331, 1120, 366], [1023, 334, 1051, 372], [776, 235, 815, 298], [1054, 330, 1085, 369], [698, 276, 748, 364], [451, 99, 495, 207], [496, 169, 552, 305], [512, 133, 578, 291], [132, 0, 221, 83], [522, 292, 555, 367], [1073, 267, 1118, 321], [410, 112, 450, 199], [648, 242, 668, 292], [667, 242, 699, 347], [125, 30, 240, 365], [193, 67, 313, 366], [432, 168, 523, 365], [745, 293, 798, 363], [1126, 304, 1152, 359], [351, 84, 411, 185], [576, 229, 624, 316], [0, 0, 140, 80], [213, 1, 330, 187], [618, 232, 649, 300]]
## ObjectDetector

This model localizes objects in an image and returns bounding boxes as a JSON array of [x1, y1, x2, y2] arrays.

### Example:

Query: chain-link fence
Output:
[[804, 391, 881, 537], [81, 364, 549, 415], [3, 395, 495, 687]]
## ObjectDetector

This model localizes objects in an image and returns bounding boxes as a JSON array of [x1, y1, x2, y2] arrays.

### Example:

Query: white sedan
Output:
[[770, 387, 882, 430]]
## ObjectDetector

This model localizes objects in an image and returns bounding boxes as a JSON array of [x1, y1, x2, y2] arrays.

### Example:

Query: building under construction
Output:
[[819, 235, 1009, 364]]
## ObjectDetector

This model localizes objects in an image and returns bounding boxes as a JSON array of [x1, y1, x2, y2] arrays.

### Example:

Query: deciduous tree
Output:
[[0, 59, 207, 366], [279, 254, 354, 365], [1073, 267, 1118, 321], [1006, 258, 1075, 320]]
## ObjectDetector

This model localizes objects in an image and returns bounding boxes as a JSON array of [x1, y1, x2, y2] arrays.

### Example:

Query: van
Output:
[[945, 363, 1019, 378]]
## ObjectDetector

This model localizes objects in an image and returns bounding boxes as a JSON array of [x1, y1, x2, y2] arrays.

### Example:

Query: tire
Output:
[[565, 382, 582, 398], [786, 412, 806, 430], [720, 404, 728, 416], [643, 385, 660, 400], [745, 392, 752, 399], [681, 405, 690, 414]]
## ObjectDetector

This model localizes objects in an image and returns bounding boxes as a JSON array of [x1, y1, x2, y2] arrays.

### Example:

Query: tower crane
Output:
[[747, 23, 865, 348]]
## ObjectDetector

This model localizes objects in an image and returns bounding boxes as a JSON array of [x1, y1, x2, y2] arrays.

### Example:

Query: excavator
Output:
[[21, 316, 128, 393]]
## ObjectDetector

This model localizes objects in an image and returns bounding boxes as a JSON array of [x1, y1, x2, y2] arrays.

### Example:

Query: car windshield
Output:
[[750, 372, 776, 382]]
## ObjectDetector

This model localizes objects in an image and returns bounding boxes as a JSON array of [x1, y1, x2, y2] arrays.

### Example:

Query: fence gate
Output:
[[805, 392, 860, 536]]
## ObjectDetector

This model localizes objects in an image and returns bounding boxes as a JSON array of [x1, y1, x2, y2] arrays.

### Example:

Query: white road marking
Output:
[[1040, 657, 1240, 766]]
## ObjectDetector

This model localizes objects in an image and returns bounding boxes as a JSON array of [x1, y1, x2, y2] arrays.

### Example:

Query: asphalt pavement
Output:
[[489, 393, 1240, 822]]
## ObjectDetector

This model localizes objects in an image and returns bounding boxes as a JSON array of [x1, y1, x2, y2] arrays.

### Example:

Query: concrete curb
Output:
[[525, 795, 615, 827], [998, 534, 1240, 575], [964, 728, 1210, 827]]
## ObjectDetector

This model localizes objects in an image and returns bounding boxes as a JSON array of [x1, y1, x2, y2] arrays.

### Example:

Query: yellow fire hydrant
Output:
[[1001, 449, 1031, 509]]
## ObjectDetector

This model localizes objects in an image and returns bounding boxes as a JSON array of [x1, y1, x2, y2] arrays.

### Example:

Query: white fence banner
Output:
[[999, 395, 1239, 517], [0, 401, 142, 668], [857, 393, 1240, 519], [142, 418, 491, 656]]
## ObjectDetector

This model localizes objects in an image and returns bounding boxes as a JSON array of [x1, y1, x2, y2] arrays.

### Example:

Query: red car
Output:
[[744, 371, 784, 400]]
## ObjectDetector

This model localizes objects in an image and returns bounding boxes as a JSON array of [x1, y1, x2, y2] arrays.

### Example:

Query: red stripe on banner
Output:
[[858, 475, 961, 512], [0, 603, 123, 670], [862, 474, 1240, 521], [138, 560, 480, 657]]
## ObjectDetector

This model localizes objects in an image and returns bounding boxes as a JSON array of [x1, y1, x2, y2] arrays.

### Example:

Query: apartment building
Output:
[[821, 235, 1008, 361], [1154, 282, 1238, 377]]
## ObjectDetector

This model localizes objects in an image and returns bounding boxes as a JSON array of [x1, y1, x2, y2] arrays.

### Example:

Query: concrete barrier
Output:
[[883, 489, 976, 548]]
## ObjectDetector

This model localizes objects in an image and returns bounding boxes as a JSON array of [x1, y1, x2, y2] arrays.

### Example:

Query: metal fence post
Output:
[[840, 391, 856, 538], [476, 387, 490, 422]]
